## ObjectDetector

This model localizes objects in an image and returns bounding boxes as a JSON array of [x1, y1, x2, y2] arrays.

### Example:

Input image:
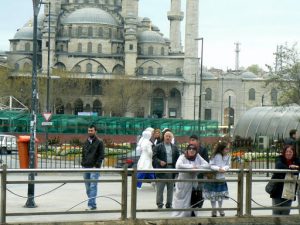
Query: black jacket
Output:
[[270, 155, 300, 200], [152, 142, 180, 169], [81, 137, 105, 168]]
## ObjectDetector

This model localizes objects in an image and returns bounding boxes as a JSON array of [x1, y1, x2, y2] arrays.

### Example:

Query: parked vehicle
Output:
[[115, 150, 141, 169], [0, 134, 17, 154]]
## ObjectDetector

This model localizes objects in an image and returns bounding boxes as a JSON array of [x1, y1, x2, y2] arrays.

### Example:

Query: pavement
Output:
[[2, 172, 300, 224]]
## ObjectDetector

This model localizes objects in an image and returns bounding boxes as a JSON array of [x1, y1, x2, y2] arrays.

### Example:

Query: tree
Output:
[[102, 77, 148, 117], [266, 43, 300, 105], [246, 64, 263, 75]]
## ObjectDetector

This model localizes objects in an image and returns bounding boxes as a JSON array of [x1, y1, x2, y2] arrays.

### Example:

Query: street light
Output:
[[195, 37, 204, 136], [27, 0, 42, 208]]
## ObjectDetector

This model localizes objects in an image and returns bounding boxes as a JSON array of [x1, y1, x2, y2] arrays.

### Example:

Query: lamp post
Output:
[[27, 0, 42, 208], [195, 37, 204, 136]]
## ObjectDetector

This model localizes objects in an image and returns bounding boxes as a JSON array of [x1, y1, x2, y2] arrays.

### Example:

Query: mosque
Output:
[[6, 0, 278, 129]]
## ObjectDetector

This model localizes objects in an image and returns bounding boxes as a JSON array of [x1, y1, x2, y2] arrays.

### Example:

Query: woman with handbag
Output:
[[270, 145, 300, 215], [203, 142, 231, 217], [172, 144, 209, 217]]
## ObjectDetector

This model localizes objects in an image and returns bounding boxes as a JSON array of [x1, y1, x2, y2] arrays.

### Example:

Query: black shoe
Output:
[[86, 206, 97, 211], [165, 204, 172, 208], [157, 205, 163, 209]]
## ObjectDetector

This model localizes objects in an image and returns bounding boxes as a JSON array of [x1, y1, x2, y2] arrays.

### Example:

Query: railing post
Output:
[[237, 164, 244, 216], [130, 167, 137, 220], [1, 164, 7, 224], [245, 164, 252, 216], [121, 165, 128, 220]]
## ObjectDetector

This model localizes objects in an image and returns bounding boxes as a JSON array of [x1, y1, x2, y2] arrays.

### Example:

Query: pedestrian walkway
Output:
[[2, 173, 299, 223]]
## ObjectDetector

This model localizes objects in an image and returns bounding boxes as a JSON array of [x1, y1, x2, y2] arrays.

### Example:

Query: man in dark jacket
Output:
[[81, 124, 105, 210], [189, 134, 209, 216], [153, 131, 180, 208]]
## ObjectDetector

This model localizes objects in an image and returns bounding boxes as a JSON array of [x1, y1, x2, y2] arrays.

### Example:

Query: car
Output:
[[0, 134, 18, 154], [115, 149, 141, 169]]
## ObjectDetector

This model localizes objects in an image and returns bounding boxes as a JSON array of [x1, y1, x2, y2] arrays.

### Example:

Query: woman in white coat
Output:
[[172, 144, 209, 217], [136, 130, 155, 189]]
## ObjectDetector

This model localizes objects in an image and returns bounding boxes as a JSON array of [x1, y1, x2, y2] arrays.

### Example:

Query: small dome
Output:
[[137, 30, 165, 44], [13, 26, 42, 40], [223, 72, 239, 79], [61, 8, 118, 26], [241, 71, 258, 79], [142, 17, 151, 22]]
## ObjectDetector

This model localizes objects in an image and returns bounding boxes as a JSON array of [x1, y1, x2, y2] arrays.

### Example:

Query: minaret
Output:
[[41, 0, 59, 73], [182, 0, 199, 120], [121, 0, 138, 76], [168, 0, 183, 53], [234, 42, 241, 71]]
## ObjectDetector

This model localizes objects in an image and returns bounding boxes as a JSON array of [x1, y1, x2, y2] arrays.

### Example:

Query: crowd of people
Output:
[[80, 125, 300, 217]]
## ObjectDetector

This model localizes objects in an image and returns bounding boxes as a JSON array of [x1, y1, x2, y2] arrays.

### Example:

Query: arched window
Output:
[[205, 88, 212, 101], [86, 63, 92, 73], [99, 27, 103, 37], [25, 43, 30, 51], [88, 27, 93, 37], [157, 67, 162, 76], [98, 44, 102, 53], [176, 67, 182, 76], [73, 65, 81, 73], [93, 99, 102, 115], [77, 43, 82, 52], [23, 62, 31, 71], [148, 66, 153, 75], [138, 67, 144, 75], [74, 99, 83, 115], [148, 46, 154, 55], [14, 63, 19, 71], [161, 47, 164, 55], [77, 26, 82, 37], [249, 88, 255, 100], [271, 88, 278, 103], [87, 42, 92, 53], [97, 65, 105, 73]]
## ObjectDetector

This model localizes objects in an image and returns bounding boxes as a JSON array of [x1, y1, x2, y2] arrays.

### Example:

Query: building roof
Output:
[[241, 71, 258, 79], [61, 8, 119, 26], [137, 30, 165, 44], [12, 26, 42, 40], [233, 106, 300, 140]]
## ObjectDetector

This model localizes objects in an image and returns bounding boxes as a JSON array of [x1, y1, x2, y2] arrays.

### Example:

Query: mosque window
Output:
[[77, 43, 82, 52], [23, 62, 31, 71], [138, 46, 142, 55], [176, 67, 182, 76], [97, 65, 105, 73], [205, 88, 212, 101], [98, 44, 102, 53], [60, 44, 64, 52], [73, 65, 81, 73], [25, 43, 30, 51], [13, 43, 17, 51], [129, 44, 133, 50], [108, 28, 112, 38], [157, 67, 162, 76], [138, 67, 144, 75], [68, 27, 72, 37], [148, 66, 153, 75], [205, 109, 212, 120], [87, 42, 92, 53], [14, 63, 19, 71], [78, 26, 82, 37], [99, 27, 103, 37], [249, 88, 255, 100], [88, 27, 93, 37], [148, 46, 154, 55], [161, 47, 164, 56], [271, 88, 278, 103], [86, 63, 92, 73]]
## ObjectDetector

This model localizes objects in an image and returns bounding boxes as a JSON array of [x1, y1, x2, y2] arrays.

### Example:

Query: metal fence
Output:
[[0, 166, 299, 224]]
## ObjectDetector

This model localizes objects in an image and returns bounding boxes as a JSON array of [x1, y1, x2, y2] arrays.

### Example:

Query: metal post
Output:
[[228, 96, 231, 136], [27, 0, 41, 208], [45, 1, 51, 166], [130, 167, 137, 220], [121, 165, 128, 220], [1, 165, 7, 224]]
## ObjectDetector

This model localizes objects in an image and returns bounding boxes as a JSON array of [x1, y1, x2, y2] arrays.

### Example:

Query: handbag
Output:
[[282, 172, 297, 200], [191, 189, 203, 208], [265, 180, 275, 194]]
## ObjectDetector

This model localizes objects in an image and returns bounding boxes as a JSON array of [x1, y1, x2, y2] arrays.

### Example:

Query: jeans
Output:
[[137, 172, 156, 188], [272, 198, 292, 215], [83, 172, 100, 208]]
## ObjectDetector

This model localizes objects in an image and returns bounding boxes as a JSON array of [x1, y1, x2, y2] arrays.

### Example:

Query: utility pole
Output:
[[228, 96, 231, 137]]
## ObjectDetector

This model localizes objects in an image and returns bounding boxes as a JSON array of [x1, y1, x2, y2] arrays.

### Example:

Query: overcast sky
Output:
[[1, 0, 299, 71]]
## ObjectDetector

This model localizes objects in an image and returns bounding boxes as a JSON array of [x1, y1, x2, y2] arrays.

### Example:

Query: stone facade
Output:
[[6, 0, 277, 129]]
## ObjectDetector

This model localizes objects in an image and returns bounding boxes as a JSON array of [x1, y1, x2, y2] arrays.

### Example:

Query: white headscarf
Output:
[[136, 128, 153, 153]]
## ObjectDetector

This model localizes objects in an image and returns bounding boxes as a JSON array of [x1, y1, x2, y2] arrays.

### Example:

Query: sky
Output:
[[1, 0, 299, 71]]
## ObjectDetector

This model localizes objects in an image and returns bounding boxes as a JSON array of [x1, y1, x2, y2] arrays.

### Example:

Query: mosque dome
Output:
[[137, 30, 165, 44], [223, 72, 239, 79], [61, 8, 119, 26], [13, 26, 42, 40], [23, 14, 45, 28], [202, 72, 216, 79], [241, 71, 258, 79]]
